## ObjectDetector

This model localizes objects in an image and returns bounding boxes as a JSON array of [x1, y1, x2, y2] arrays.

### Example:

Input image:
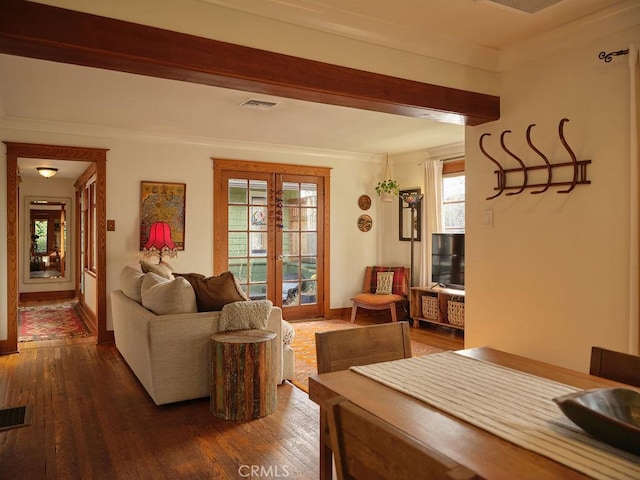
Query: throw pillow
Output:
[[139, 259, 174, 280], [140, 272, 197, 315], [282, 320, 295, 347], [120, 266, 145, 303], [219, 299, 272, 332], [371, 266, 406, 295], [375, 271, 394, 295], [173, 271, 249, 312]]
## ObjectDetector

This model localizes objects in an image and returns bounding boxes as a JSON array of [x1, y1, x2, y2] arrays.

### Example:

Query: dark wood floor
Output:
[[0, 313, 463, 479]]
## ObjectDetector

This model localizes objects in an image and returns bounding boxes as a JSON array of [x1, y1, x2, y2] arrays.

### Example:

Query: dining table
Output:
[[308, 346, 640, 480]]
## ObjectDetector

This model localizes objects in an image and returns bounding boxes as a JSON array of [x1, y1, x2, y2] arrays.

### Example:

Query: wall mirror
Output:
[[25, 197, 71, 282], [399, 188, 422, 242]]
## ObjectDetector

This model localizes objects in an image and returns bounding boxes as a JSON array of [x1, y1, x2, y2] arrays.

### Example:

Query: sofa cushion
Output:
[[141, 272, 197, 315], [140, 260, 174, 280], [120, 266, 145, 303], [174, 272, 249, 311]]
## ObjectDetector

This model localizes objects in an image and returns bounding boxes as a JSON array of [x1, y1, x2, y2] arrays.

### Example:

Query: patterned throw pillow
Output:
[[370, 266, 405, 295], [282, 320, 295, 347], [375, 272, 394, 295]]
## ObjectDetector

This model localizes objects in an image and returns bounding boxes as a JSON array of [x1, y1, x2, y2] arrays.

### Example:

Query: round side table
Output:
[[210, 329, 277, 420]]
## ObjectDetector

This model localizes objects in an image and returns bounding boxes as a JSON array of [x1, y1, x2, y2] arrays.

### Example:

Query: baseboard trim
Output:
[[327, 307, 351, 320], [19, 290, 76, 303]]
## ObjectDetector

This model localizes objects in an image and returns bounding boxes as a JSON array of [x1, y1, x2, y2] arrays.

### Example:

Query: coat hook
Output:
[[500, 130, 527, 196], [526, 124, 552, 194], [479, 133, 505, 200], [557, 118, 578, 194]]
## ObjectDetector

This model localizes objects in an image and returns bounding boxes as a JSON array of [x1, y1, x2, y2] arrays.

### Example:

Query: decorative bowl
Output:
[[553, 388, 640, 455]]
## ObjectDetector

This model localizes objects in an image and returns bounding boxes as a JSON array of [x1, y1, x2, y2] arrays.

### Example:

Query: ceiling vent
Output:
[[478, 0, 564, 14], [239, 99, 278, 110]]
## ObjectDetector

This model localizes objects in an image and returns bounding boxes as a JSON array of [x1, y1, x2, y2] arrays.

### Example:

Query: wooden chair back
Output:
[[327, 396, 482, 480], [589, 346, 640, 388], [315, 322, 412, 374], [315, 322, 413, 479]]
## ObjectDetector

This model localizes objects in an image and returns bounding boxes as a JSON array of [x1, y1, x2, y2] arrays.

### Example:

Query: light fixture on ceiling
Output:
[[36, 167, 58, 178]]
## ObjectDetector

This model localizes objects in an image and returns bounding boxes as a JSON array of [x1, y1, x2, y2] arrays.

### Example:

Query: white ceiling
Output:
[[18, 157, 91, 179], [0, 0, 631, 161]]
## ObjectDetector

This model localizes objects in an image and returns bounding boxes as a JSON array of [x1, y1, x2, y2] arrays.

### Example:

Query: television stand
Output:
[[410, 286, 465, 330]]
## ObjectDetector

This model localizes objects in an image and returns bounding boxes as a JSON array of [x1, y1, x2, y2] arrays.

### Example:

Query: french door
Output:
[[214, 160, 330, 320]]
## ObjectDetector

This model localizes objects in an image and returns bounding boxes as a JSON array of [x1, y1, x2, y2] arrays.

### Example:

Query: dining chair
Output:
[[315, 321, 412, 375], [589, 346, 640, 388], [326, 396, 482, 480], [315, 322, 413, 480]]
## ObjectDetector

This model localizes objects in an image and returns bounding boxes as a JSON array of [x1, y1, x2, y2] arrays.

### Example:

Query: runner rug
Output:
[[18, 302, 91, 342], [290, 319, 446, 392]]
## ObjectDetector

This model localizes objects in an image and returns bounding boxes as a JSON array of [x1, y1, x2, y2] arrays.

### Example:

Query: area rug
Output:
[[18, 302, 92, 342], [289, 319, 446, 392]]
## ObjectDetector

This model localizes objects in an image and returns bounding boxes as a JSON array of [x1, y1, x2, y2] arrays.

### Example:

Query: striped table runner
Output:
[[351, 352, 640, 480]]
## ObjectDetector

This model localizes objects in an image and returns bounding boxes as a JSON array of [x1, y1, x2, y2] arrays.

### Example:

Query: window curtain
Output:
[[629, 44, 640, 354], [419, 160, 443, 286]]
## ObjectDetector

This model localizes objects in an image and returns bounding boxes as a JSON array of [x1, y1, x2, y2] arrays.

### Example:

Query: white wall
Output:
[[0, 129, 389, 334], [465, 24, 640, 372]]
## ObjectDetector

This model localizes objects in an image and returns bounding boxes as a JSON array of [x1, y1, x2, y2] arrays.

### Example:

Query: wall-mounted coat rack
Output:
[[479, 118, 591, 200]]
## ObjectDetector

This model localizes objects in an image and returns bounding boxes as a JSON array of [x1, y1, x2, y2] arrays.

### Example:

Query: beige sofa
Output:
[[111, 279, 294, 405]]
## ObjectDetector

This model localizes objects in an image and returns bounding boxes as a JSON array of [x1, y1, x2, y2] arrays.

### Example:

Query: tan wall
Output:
[[464, 24, 640, 372]]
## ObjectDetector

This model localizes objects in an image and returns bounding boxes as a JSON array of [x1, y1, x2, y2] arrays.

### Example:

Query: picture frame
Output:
[[399, 188, 422, 242], [140, 181, 186, 250]]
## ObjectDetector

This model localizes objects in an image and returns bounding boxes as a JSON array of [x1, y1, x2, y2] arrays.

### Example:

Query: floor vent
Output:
[[0, 405, 32, 432], [478, 0, 564, 14]]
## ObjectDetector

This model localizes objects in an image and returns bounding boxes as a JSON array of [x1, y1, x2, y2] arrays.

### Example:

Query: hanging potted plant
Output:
[[375, 179, 400, 202], [375, 155, 400, 202]]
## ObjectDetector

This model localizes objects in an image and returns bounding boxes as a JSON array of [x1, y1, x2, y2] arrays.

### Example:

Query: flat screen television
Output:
[[432, 233, 465, 290]]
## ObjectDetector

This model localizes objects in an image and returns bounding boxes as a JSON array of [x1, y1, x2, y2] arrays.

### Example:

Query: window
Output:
[[442, 160, 465, 232], [33, 220, 48, 253]]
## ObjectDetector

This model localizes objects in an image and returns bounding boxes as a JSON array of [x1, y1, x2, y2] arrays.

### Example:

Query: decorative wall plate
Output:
[[358, 194, 371, 210], [358, 214, 372, 232]]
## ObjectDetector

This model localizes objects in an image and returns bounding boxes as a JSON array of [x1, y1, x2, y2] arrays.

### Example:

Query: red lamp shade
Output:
[[143, 222, 177, 261]]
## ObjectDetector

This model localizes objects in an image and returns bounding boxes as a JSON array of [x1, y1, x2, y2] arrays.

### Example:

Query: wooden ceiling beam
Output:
[[0, 0, 499, 126]]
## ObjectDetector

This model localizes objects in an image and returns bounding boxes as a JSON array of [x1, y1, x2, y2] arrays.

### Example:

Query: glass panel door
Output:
[[227, 176, 273, 302], [218, 168, 324, 319], [279, 179, 320, 317]]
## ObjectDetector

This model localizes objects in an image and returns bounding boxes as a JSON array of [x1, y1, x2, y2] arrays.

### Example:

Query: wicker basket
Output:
[[421, 295, 438, 320], [447, 299, 465, 327]]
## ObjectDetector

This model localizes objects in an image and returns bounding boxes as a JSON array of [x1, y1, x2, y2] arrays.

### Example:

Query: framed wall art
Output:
[[140, 181, 186, 250]]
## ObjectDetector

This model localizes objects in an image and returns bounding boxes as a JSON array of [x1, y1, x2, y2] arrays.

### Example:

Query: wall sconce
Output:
[[36, 167, 58, 178], [143, 221, 178, 264]]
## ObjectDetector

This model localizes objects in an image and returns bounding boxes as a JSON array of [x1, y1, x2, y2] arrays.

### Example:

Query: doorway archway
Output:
[[2, 142, 109, 354]]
